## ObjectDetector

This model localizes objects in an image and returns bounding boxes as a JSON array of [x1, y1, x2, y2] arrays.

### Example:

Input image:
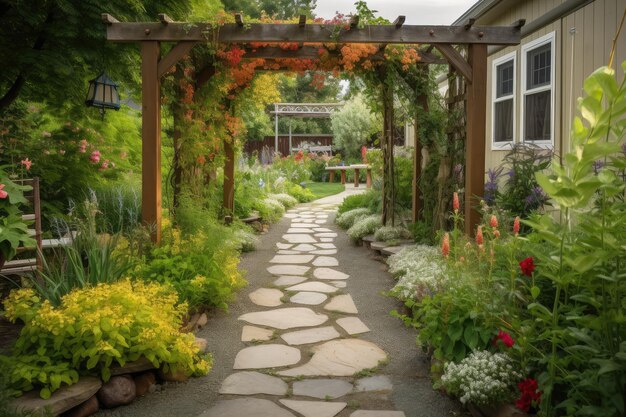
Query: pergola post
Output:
[[412, 91, 428, 223], [223, 139, 235, 215], [141, 41, 162, 243], [381, 69, 395, 227], [274, 104, 279, 155], [464, 43, 487, 236]]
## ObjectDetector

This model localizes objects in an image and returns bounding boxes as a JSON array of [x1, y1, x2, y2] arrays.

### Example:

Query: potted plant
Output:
[[0, 166, 35, 269]]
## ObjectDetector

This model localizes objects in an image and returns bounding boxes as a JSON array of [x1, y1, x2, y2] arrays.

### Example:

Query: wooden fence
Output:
[[243, 134, 333, 157]]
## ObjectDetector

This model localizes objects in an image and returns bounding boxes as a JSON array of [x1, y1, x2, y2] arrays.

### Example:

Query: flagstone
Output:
[[310, 249, 338, 255], [292, 379, 353, 399], [277, 250, 301, 255], [281, 326, 340, 345], [292, 243, 317, 252], [286, 228, 315, 234], [199, 398, 296, 417], [277, 243, 294, 249], [284, 213, 298, 218], [315, 243, 336, 249], [314, 268, 349, 280], [283, 234, 317, 244], [349, 412, 405, 417], [273, 276, 307, 287], [241, 325, 274, 342], [270, 254, 314, 264], [239, 307, 328, 329], [219, 371, 288, 395], [286, 282, 340, 294], [312, 256, 339, 267], [329, 281, 347, 288], [324, 294, 358, 314], [336, 317, 370, 335], [290, 291, 328, 305], [290, 223, 318, 228], [267, 265, 310, 276], [233, 344, 301, 369], [248, 288, 284, 307], [278, 339, 387, 377], [354, 375, 393, 392], [279, 400, 346, 417], [320, 238, 334, 242], [315, 220, 327, 224], [315, 233, 338, 238], [313, 228, 333, 232]]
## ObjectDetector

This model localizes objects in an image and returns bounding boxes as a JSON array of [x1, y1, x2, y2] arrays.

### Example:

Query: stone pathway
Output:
[[199, 201, 405, 417]]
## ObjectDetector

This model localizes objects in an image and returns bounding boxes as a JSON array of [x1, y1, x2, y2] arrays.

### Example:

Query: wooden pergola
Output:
[[103, 13, 522, 242]]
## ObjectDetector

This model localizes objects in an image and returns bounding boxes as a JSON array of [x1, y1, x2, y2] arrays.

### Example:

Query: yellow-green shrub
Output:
[[1, 280, 211, 399]]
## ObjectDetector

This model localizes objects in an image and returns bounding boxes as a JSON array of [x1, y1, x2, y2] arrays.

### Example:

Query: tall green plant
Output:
[[525, 64, 626, 416]]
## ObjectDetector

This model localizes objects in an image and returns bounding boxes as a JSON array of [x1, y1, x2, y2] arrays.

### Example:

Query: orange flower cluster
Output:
[[339, 44, 379, 71]]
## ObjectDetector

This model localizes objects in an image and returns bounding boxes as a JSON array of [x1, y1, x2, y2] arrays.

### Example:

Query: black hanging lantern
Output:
[[85, 72, 121, 117]]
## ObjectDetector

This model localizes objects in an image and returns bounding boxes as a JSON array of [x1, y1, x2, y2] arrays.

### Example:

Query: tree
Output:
[[330, 95, 379, 158], [221, 0, 317, 19]]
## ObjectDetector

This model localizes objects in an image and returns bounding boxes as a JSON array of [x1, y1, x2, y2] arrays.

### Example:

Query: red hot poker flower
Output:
[[513, 216, 520, 235], [475, 225, 484, 246], [452, 192, 460, 213], [519, 257, 535, 277], [441, 233, 450, 258]]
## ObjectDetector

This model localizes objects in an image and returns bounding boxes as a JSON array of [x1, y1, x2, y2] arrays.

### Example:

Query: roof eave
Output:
[[452, 0, 505, 25]]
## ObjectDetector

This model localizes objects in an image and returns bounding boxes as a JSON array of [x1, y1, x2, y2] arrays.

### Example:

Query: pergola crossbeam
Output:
[[434, 44, 472, 81], [105, 21, 521, 45], [157, 41, 197, 78], [158, 13, 174, 25], [394, 16, 406, 29]]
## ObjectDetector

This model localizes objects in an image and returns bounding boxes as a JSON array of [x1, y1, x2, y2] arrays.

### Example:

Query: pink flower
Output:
[[20, 158, 32, 171], [441, 233, 450, 257], [452, 192, 460, 213], [101, 159, 110, 170], [59, 149, 66, 155], [513, 216, 520, 236], [475, 225, 484, 246], [489, 214, 498, 228], [0, 184, 8, 199], [90, 150, 101, 164]]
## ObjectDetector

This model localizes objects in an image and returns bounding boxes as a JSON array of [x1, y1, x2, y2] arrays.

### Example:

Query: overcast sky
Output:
[[313, 0, 478, 25]]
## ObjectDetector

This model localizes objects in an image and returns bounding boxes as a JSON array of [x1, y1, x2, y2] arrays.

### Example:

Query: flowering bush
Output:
[[387, 245, 446, 300], [373, 225, 412, 243], [269, 193, 298, 209], [441, 350, 522, 406], [255, 197, 285, 223], [1, 281, 211, 399], [335, 207, 371, 229], [346, 214, 381, 242], [287, 183, 315, 203]]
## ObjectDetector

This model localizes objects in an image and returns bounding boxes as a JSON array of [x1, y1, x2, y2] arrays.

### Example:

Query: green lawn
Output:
[[305, 182, 345, 200]]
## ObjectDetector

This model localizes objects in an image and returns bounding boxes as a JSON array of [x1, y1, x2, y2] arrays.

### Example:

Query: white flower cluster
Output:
[[261, 197, 285, 217], [335, 208, 371, 229], [347, 214, 382, 241], [269, 193, 298, 209], [440, 350, 522, 406], [373, 225, 412, 243], [234, 228, 257, 252], [387, 245, 446, 300]]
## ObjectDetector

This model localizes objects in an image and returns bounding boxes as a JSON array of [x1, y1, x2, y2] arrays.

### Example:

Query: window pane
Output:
[[494, 98, 513, 143], [496, 60, 514, 98], [526, 43, 551, 89], [524, 90, 551, 141]]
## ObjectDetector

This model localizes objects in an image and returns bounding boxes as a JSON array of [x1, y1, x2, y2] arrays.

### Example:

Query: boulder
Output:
[[196, 313, 208, 328], [158, 366, 189, 383], [62, 395, 99, 417], [97, 376, 136, 408], [195, 337, 208, 352], [110, 357, 155, 376], [134, 372, 157, 397], [12, 377, 102, 417]]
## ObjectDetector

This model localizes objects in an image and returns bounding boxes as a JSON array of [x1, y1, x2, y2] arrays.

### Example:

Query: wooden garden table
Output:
[[325, 164, 372, 188]]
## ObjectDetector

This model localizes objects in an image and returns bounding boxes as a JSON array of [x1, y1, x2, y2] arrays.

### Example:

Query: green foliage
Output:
[[301, 182, 343, 200], [0, 165, 35, 261], [269, 193, 298, 208], [347, 214, 381, 242], [373, 225, 412, 243], [287, 183, 315, 202], [337, 190, 379, 214], [91, 183, 142, 235], [331, 95, 379, 158], [335, 208, 370, 229], [1, 281, 211, 399]]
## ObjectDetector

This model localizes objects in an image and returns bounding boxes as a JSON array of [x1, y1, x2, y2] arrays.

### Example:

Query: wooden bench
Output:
[[1, 178, 43, 276], [325, 164, 372, 188]]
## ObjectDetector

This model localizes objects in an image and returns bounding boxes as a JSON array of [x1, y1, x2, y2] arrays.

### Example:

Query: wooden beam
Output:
[[394, 16, 406, 29], [223, 139, 235, 215], [349, 15, 360, 29], [243, 45, 319, 59], [101, 13, 119, 25], [157, 41, 197, 78], [434, 44, 472, 81], [299, 15, 306, 28], [464, 43, 487, 236], [141, 41, 162, 243], [235, 14, 244, 27], [464, 18, 476, 30], [417, 50, 447, 64], [512, 19, 526, 29], [106, 22, 521, 45], [158, 13, 174, 24]]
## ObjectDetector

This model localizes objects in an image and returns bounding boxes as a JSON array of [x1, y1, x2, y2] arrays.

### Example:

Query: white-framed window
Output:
[[521, 32, 555, 147], [492, 51, 516, 149]]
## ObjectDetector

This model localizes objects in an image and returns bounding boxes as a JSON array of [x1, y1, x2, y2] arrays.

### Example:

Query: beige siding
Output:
[[478, 0, 626, 172]]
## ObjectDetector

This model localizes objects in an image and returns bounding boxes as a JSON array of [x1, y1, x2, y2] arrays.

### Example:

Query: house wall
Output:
[[477, 0, 626, 171]]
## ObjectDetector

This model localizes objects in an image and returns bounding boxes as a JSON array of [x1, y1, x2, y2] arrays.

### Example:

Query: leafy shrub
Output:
[[441, 351, 521, 406], [255, 197, 285, 223], [91, 184, 141, 234], [337, 190, 379, 214], [335, 208, 371, 229], [347, 214, 382, 242], [287, 183, 315, 203], [373, 225, 412, 243], [269, 193, 298, 209], [233, 227, 257, 252], [387, 245, 445, 300], [1, 281, 211, 399], [139, 227, 246, 311]]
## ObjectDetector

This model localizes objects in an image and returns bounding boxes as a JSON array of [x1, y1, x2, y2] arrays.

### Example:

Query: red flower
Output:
[[0, 184, 8, 199], [441, 233, 450, 258], [519, 257, 535, 277], [452, 192, 460, 213], [513, 216, 520, 235], [489, 214, 498, 228], [475, 225, 484, 246], [516, 378, 541, 412], [493, 330, 515, 348], [20, 158, 32, 171]]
